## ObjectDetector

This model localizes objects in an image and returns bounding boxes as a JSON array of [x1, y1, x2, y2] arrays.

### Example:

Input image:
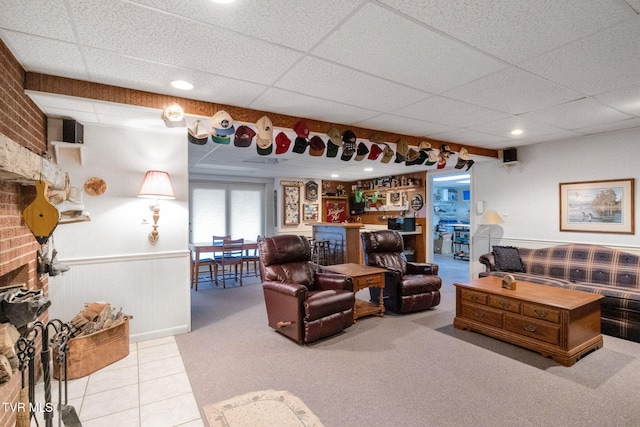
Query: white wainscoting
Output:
[[48, 250, 191, 343]]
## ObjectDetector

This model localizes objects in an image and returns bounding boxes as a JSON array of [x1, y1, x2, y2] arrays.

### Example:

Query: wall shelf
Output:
[[52, 141, 86, 164]]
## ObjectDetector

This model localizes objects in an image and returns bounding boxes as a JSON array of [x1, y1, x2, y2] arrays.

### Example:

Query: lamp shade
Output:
[[138, 170, 175, 199], [482, 210, 503, 225]]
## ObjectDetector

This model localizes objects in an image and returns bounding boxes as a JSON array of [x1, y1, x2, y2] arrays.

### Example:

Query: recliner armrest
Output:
[[263, 281, 308, 299], [407, 262, 439, 275], [316, 272, 352, 291]]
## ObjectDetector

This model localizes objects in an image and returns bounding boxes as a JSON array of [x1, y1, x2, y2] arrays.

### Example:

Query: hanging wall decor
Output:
[[305, 181, 318, 201], [283, 185, 300, 225], [559, 178, 634, 234]]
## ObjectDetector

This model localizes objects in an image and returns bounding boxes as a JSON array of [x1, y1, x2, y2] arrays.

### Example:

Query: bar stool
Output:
[[313, 240, 332, 268], [333, 239, 345, 265]]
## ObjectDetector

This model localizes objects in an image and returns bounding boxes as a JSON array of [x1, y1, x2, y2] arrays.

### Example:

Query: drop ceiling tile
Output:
[[250, 88, 379, 125], [626, 0, 640, 13], [392, 96, 512, 127], [0, 31, 87, 77], [312, 3, 506, 93], [275, 57, 429, 112], [428, 128, 510, 146], [521, 98, 632, 130], [594, 84, 640, 117], [520, 18, 640, 95], [132, 0, 362, 51], [378, 0, 634, 63], [83, 48, 267, 107], [517, 130, 585, 144], [0, 0, 76, 42], [573, 117, 640, 136], [443, 67, 581, 115], [70, 0, 301, 85], [467, 115, 569, 139], [355, 114, 452, 137]]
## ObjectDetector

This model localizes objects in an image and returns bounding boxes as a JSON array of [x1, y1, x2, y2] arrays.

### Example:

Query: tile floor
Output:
[[34, 335, 203, 427]]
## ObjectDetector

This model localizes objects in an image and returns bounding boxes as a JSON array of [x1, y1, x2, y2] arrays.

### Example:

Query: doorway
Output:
[[428, 172, 471, 282]]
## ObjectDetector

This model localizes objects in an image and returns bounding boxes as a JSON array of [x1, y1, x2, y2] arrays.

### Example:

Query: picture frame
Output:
[[305, 181, 318, 201], [303, 203, 319, 221], [559, 178, 634, 234], [283, 185, 300, 226], [324, 200, 347, 223]]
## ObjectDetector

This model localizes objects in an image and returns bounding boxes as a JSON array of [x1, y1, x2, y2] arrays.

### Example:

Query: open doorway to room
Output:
[[428, 171, 471, 283]]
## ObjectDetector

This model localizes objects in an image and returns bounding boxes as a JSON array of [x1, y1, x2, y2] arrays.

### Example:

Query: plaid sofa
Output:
[[479, 244, 640, 343]]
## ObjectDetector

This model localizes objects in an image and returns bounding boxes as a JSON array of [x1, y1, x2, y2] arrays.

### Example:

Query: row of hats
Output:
[[187, 110, 474, 170]]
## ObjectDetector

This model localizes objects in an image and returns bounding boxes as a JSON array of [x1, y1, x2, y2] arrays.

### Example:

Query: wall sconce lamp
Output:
[[138, 170, 175, 243], [481, 210, 504, 252]]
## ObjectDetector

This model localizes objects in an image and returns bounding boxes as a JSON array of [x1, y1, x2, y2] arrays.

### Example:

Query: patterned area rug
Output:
[[203, 390, 325, 427]]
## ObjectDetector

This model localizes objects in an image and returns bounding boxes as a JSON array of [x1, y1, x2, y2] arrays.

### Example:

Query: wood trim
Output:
[[25, 72, 499, 158]]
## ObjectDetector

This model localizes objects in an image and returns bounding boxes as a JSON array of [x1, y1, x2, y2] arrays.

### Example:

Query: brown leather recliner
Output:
[[361, 230, 441, 314], [258, 235, 355, 344]]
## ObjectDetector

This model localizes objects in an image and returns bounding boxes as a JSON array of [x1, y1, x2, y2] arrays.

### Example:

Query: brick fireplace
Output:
[[0, 39, 52, 427]]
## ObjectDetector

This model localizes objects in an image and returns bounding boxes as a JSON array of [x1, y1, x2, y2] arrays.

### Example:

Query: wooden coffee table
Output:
[[322, 263, 387, 321], [453, 276, 603, 366]]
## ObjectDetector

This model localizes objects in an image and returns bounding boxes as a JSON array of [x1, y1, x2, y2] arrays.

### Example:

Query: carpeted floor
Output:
[[203, 389, 324, 427], [176, 255, 640, 427]]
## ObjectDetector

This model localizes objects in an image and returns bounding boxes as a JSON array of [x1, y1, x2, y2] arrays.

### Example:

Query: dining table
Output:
[[189, 240, 258, 291]]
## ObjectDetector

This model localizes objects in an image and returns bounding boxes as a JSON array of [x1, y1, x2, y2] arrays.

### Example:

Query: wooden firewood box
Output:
[[53, 318, 130, 380]]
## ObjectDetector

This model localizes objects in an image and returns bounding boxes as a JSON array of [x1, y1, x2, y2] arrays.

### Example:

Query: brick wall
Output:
[[0, 39, 49, 427]]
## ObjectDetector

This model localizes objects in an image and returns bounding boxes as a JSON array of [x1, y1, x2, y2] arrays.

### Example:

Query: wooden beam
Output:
[[25, 72, 499, 158]]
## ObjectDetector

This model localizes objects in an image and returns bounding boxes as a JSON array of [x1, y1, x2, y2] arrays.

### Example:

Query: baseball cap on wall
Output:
[[234, 125, 256, 147], [275, 132, 291, 154], [211, 110, 235, 135], [256, 133, 273, 155], [380, 144, 394, 163], [293, 120, 310, 138], [292, 136, 308, 154], [187, 119, 209, 145], [354, 142, 369, 161], [368, 144, 384, 160], [211, 129, 231, 144], [309, 136, 325, 156], [327, 127, 343, 147], [162, 102, 186, 128], [255, 116, 273, 149]]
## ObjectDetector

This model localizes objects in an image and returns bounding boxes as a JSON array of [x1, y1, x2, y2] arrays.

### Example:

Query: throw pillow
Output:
[[493, 246, 526, 272]]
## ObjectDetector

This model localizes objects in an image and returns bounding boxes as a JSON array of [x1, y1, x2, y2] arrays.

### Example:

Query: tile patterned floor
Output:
[[34, 336, 203, 427]]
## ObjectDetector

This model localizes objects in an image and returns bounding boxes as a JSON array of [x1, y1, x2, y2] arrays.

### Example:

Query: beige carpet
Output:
[[203, 390, 324, 427]]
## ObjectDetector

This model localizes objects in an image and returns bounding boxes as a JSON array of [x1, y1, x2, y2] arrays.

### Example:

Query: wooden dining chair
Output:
[[214, 238, 244, 288], [211, 235, 230, 284], [243, 235, 262, 278]]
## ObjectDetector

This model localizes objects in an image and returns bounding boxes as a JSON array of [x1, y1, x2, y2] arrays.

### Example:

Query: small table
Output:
[[454, 276, 603, 366], [322, 263, 387, 320]]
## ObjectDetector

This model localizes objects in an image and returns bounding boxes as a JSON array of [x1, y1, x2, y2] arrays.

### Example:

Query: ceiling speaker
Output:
[[503, 148, 517, 163]]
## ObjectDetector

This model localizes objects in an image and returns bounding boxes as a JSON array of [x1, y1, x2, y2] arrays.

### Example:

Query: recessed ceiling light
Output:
[[510, 129, 524, 136], [331, 174, 339, 178], [364, 167, 373, 172], [171, 80, 193, 90], [211, 0, 236, 3]]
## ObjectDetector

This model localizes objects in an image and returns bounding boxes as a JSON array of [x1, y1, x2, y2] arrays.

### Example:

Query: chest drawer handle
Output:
[[523, 324, 537, 333], [499, 301, 510, 308], [473, 310, 486, 318], [469, 295, 478, 302], [534, 309, 548, 318], [366, 278, 374, 284]]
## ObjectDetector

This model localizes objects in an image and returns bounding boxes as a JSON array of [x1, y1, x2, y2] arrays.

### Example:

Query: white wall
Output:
[[47, 122, 190, 342], [471, 127, 640, 277]]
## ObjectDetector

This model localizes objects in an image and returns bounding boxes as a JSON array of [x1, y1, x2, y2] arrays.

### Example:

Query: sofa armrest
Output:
[[316, 272, 353, 291], [478, 253, 496, 272], [407, 262, 439, 275]]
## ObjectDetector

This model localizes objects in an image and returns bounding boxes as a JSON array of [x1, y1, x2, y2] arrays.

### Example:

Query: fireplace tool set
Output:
[[16, 319, 81, 427]]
